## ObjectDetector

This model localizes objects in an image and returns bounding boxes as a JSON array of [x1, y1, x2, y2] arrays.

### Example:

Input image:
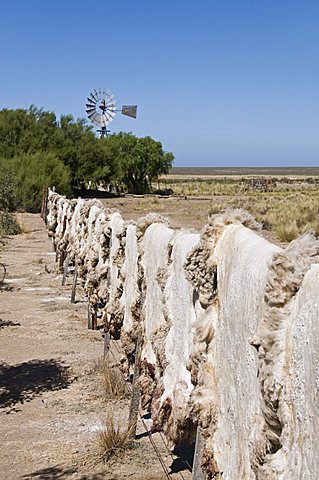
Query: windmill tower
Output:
[[86, 87, 137, 137]]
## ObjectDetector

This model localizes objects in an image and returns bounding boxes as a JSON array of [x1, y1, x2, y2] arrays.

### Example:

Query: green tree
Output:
[[105, 132, 174, 194], [0, 106, 174, 203]]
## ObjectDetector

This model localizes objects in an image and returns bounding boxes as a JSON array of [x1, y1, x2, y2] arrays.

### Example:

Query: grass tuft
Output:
[[95, 357, 130, 400], [274, 222, 299, 243], [97, 409, 134, 462]]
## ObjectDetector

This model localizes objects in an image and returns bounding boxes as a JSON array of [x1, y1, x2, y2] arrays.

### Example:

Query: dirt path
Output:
[[0, 214, 192, 480]]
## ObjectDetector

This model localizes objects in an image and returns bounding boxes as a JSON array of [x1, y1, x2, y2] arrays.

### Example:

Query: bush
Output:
[[0, 152, 72, 212], [0, 213, 21, 235], [0, 169, 17, 212]]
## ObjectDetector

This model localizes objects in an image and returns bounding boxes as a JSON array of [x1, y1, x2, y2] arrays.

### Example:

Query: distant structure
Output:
[[251, 178, 272, 192], [86, 87, 137, 137]]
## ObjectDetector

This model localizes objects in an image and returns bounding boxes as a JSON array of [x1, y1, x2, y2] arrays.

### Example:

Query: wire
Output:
[[105, 339, 191, 480], [158, 431, 191, 479], [139, 413, 171, 480]]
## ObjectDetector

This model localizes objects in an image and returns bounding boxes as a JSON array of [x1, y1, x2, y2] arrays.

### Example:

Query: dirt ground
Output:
[[101, 195, 215, 230], [101, 195, 279, 246], [0, 213, 193, 480]]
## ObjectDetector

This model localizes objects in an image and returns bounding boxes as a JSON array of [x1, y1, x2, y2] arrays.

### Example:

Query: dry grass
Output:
[[103, 177, 319, 243], [96, 408, 134, 462], [159, 175, 319, 197], [95, 357, 130, 400], [18, 222, 31, 234]]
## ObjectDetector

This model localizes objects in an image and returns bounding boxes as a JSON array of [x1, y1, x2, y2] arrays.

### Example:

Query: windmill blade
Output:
[[86, 106, 96, 115], [104, 110, 113, 122], [106, 100, 116, 109], [88, 111, 97, 121], [122, 105, 137, 119], [102, 113, 110, 125], [86, 102, 96, 110], [107, 103, 116, 112], [89, 92, 97, 103], [107, 108, 116, 118], [97, 112, 105, 124], [92, 90, 100, 102], [86, 98, 96, 107]]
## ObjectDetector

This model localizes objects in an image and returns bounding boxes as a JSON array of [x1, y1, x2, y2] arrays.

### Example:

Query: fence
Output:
[[44, 187, 319, 480]]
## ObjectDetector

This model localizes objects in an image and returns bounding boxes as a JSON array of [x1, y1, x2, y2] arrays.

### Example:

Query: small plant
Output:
[[0, 169, 17, 212], [274, 222, 299, 243], [0, 168, 21, 236], [97, 409, 134, 462], [0, 212, 21, 236], [95, 357, 130, 400]]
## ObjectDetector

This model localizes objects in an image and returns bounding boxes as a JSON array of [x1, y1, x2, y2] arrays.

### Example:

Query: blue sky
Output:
[[1, 0, 318, 167]]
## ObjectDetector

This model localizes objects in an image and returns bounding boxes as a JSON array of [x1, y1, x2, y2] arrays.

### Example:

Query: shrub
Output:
[[0, 152, 72, 212], [0, 212, 21, 236], [0, 167, 21, 236], [0, 168, 17, 212]]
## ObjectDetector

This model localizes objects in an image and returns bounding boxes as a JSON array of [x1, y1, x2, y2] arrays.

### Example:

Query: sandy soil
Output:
[[101, 195, 214, 230], [0, 213, 192, 480]]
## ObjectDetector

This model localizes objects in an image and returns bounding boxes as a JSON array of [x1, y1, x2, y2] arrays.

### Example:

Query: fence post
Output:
[[41, 186, 45, 220], [192, 425, 206, 480], [59, 250, 65, 271], [62, 254, 70, 286], [128, 331, 142, 441], [44, 187, 49, 225], [71, 267, 78, 303], [103, 331, 111, 359], [88, 300, 97, 330]]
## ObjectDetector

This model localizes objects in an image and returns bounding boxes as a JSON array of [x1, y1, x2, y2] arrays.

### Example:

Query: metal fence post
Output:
[[71, 267, 78, 303], [103, 331, 111, 359], [62, 254, 70, 286], [128, 331, 142, 441], [88, 300, 97, 330], [192, 425, 206, 480]]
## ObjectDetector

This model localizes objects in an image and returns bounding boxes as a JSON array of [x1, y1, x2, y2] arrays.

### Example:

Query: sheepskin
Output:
[[255, 233, 319, 479], [191, 223, 280, 479], [151, 230, 200, 443]]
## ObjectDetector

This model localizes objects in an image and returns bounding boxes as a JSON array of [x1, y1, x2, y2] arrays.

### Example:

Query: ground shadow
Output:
[[170, 440, 195, 473], [21, 465, 106, 479], [0, 318, 20, 329], [0, 359, 72, 412]]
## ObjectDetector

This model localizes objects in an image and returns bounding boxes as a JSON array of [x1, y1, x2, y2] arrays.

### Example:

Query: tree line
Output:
[[0, 106, 174, 212]]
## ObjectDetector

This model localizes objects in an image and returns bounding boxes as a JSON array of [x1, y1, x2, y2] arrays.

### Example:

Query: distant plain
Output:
[[103, 166, 319, 244], [168, 166, 319, 178]]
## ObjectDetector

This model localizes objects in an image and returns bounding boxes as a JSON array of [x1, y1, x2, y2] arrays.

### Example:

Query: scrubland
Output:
[[104, 174, 319, 244], [165, 176, 319, 242]]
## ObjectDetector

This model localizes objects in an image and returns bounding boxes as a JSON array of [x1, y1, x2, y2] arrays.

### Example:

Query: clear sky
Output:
[[1, 0, 319, 167]]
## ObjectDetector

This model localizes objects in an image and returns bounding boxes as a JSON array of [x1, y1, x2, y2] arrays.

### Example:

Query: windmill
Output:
[[86, 87, 137, 137]]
